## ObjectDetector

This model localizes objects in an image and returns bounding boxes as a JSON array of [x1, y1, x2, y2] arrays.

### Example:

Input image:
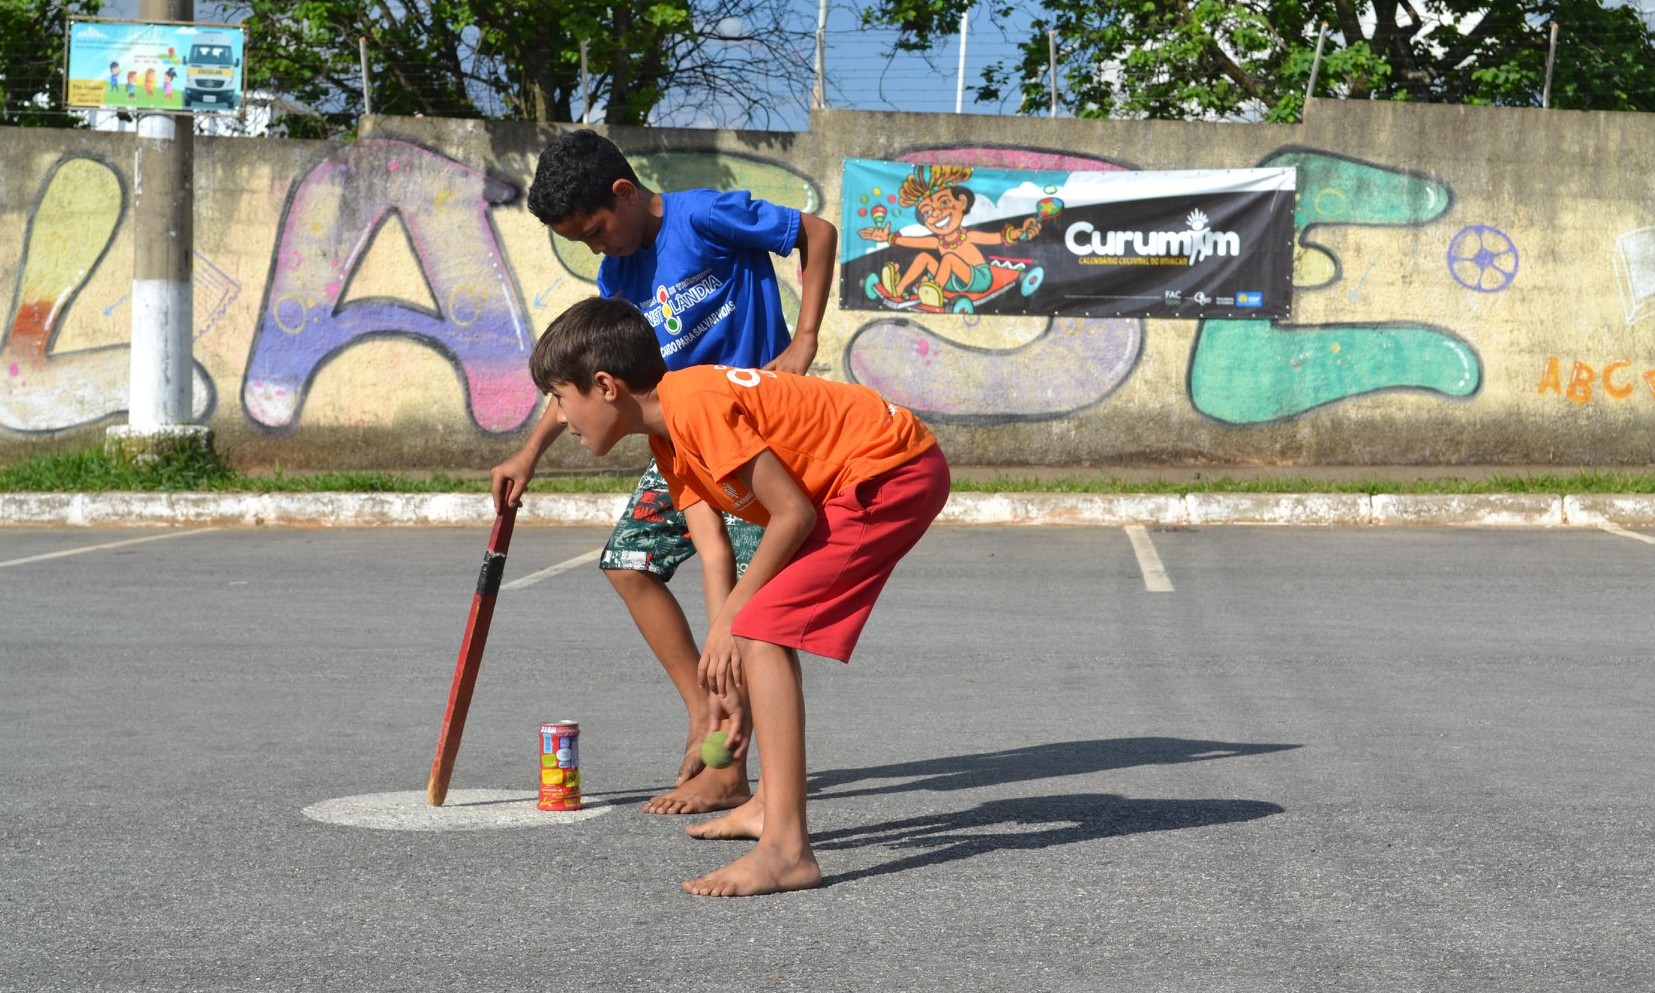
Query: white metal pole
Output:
[[955, 10, 969, 113], [1304, 22, 1328, 114], [580, 39, 591, 122], [813, 0, 828, 110], [1049, 29, 1058, 118], [1542, 22, 1559, 109], [359, 37, 373, 116]]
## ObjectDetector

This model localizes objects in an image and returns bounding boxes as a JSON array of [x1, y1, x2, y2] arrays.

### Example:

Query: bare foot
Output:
[[682, 843, 822, 897], [641, 765, 750, 815], [685, 795, 763, 840]]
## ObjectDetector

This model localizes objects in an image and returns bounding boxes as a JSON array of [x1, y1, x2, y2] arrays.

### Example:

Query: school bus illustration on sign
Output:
[[183, 32, 240, 110]]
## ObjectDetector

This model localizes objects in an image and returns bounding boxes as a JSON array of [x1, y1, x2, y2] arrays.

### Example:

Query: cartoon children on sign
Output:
[[856, 164, 1054, 314]]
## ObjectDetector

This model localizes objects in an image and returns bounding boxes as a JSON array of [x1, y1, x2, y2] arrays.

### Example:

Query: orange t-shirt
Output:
[[649, 365, 936, 526]]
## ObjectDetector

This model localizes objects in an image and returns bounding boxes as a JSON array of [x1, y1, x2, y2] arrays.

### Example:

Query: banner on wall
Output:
[[66, 19, 245, 114], [840, 158, 1297, 320]]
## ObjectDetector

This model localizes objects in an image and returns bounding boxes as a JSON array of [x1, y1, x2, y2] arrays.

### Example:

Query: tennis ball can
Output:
[[538, 721, 582, 810]]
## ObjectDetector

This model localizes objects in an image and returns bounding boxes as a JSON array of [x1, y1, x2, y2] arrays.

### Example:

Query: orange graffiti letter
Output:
[[1603, 360, 1634, 400], [1537, 356, 1563, 396], [1566, 361, 1595, 405]]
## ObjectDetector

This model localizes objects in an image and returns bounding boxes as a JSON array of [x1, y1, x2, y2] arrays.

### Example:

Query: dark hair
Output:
[[943, 185, 976, 212], [525, 130, 641, 226], [530, 297, 666, 394]]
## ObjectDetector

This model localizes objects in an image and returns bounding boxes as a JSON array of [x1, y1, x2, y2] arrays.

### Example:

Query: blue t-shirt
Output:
[[597, 189, 800, 371]]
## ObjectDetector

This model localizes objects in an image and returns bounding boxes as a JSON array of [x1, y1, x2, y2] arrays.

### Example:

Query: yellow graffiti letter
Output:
[[1537, 356, 1563, 396], [1603, 360, 1634, 400], [1566, 362, 1595, 405]]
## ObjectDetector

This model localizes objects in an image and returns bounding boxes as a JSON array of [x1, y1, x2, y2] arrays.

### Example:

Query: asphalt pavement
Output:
[[3, 523, 1652, 991]]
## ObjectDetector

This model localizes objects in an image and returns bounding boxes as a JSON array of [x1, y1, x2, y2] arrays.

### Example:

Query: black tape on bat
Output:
[[476, 550, 507, 596]]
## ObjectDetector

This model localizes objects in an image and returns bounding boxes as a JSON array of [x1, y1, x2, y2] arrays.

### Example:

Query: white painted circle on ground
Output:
[[302, 789, 612, 832]]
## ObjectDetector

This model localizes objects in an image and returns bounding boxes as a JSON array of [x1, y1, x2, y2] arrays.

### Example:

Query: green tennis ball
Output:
[[700, 730, 735, 769]]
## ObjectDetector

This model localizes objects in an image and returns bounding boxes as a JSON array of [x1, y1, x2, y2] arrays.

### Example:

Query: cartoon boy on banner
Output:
[[857, 164, 1050, 313]]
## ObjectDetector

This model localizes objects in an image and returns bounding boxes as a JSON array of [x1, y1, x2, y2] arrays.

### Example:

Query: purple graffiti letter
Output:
[[243, 140, 536, 433]]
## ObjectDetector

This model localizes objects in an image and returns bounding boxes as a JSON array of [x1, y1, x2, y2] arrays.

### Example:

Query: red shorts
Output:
[[731, 445, 949, 663]]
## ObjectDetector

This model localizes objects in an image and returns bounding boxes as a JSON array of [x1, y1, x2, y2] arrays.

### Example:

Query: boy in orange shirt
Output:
[[530, 296, 950, 896]]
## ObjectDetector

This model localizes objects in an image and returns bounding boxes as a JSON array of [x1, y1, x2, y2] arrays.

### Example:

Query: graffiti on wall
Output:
[[1189, 149, 1482, 426], [0, 140, 827, 440], [1446, 225, 1519, 293], [1613, 228, 1655, 325], [1, 134, 1518, 447], [1537, 357, 1655, 404], [844, 146, 1485, 427], [243, 139, 538, 435], [1, 155, 213, 433]]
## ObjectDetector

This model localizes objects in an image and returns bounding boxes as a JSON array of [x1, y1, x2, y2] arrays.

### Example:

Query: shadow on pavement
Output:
[[591, 736, 1298, 811], [814, 792, 1286, 886], [808, 736, 1300, 799]]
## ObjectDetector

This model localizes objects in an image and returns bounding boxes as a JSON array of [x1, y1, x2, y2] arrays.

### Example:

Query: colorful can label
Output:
[[537, 721, 581, 811]]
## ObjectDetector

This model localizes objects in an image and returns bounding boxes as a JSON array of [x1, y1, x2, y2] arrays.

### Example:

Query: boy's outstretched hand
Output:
[[490, 449, 538, 513], [490, 403, 568, 512]]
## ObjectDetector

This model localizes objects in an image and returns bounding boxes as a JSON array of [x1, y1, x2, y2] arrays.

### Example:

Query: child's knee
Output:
[[604, 566, 660, 596]]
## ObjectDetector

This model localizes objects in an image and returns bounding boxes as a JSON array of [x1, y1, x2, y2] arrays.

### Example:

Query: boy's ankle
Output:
[[756, 832, 814, 860]]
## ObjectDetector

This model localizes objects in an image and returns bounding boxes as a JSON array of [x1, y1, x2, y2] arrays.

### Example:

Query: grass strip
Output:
[[5, 446, 1655, 495], [0, 446, 633, 494], [952, 471, 1655, 495]]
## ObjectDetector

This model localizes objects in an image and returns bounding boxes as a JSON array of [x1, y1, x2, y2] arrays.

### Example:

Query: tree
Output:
[[205, 0, 814, 137], [0, 0, 105, 127], [862, 0, 1655, 122]]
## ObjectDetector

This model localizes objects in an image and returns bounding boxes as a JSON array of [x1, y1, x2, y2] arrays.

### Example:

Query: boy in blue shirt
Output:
[[491, 130, 837, 816]]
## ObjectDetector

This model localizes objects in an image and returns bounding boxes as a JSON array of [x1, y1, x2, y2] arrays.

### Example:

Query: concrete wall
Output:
[[4, 99, 1654, 469]]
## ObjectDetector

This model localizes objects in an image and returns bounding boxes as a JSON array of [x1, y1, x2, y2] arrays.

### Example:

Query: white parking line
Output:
[[500, 548, 603, 590], [1123, 524, 1174, 592], [1599, 523, 1655, 545], [0, 527, 219, 569]]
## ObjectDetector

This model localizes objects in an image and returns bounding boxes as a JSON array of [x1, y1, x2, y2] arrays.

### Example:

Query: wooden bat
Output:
[[427, 505, 517, 806]]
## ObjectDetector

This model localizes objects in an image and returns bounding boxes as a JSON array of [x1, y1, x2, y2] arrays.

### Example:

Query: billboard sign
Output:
[[842, 158, 1297, 320], [66, 19, 245, 114]]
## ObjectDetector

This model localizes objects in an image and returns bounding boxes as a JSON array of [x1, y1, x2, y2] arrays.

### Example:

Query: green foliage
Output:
[[8, 444, 1655, 495], [951, 471, 1655, 495], [199, 0, 809, 136], [239, 469, 638, 494], [0, 0, 103, 127], [866, 0, 1655, 120], [0, 441, 240, 491], [0, 444, 636, 493]]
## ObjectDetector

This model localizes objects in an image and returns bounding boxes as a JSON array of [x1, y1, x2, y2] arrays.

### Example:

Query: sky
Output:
[[807, 0, 1048, 123]]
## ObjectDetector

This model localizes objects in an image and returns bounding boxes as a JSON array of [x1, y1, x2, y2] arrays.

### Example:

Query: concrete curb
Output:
[[0, 492, 627, 528], [6, 491, 1655, 527]]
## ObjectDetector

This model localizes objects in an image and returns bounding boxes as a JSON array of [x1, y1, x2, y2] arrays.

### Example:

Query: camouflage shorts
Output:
[[600, 460, 764, 581]]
